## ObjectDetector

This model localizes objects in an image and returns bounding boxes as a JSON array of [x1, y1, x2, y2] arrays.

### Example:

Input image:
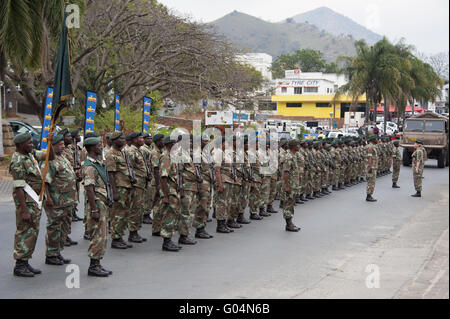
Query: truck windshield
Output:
[[424, 121, 445, 132], [404, 120, 424, 132]]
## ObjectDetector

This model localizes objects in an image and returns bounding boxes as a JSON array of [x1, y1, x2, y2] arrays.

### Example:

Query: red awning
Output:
[[369, 105, 425, 113]]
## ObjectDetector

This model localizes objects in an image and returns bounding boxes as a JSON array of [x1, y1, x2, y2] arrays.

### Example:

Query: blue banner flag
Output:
[[302, 133, 319, 140], [40, 88, 54, 152], [142, 97, 151, 133], [114, 94, 121, 131], [84, 91, 98, 135]]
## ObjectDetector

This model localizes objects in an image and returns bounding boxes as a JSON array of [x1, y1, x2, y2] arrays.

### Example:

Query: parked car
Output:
[[8, 120, 42, 149]]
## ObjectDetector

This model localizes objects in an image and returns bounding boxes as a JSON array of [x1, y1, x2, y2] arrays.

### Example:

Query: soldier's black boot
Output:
[[392, 183, 400, 189], [128, 231, 143, 243], [338, 183, 345, 190], [179, 235, 197, 245], [14, 260, 34, 277], [300, 194, 308, 202], [295, 197, 304, 204], [143, 214, 152, 224], [212, 207, 216, 219], [88, 259, 109, 277], [306, 193, 315, 200], [332, 185, 339, 191], [152, 231, 161, 237], [72, 212, 83, 222], [217, 220, 232, 233], [285, 218, 301, 232], [250, 213, 263, 221], [275, 192, 280, 200], [66, 237, 78, 246], [58, 254, 71, 264], [45, 255, 63, 266], [314, 191, 322, 198], [279, 200, 284, 208], [83, 231, 91, 241], [162, 238, 180, 252], [321, 188, 328, 195], [111, 238, 128, 249], [237, 213, 251, 224], [227, 219, 242, 229], [100, 264, 113, 275], [25, 261, 41, 275], [366, 194, 377, 202], [267, 205, 279, 213], [259, 207, 271, 217], [119, 238, 133, 248], [411, 191, 422, 198], [195, 227, 214, 239]]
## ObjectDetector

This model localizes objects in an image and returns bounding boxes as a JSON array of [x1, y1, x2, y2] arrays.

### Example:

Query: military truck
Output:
[[401, 112, 449, 168]]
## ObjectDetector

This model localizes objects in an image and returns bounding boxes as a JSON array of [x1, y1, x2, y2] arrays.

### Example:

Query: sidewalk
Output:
[[0, 178, 12, 202]]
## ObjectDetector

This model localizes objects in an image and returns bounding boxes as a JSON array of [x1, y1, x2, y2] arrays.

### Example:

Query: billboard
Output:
[[233, 113, 249, 122], [205, 111, 233, 126]]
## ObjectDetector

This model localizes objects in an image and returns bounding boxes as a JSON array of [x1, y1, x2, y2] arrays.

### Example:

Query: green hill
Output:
[[209, 11, 357, 61]]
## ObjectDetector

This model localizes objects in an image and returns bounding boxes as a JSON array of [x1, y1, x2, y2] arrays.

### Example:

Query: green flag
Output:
[[52, 9, 73, 121]]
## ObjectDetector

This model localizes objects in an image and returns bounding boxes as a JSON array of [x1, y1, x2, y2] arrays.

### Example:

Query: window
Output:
[[316, 103, 331, 108], [294, 87, 302, 94], [304, 87, 318, 93], [404, 120, 424, 132], [281, 87, 287, 93], [286, 103, 302, 108], [424, 121, 445, 132]]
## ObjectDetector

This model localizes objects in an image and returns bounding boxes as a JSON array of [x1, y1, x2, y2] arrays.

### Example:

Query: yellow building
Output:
[[272, 94, 367, 119]]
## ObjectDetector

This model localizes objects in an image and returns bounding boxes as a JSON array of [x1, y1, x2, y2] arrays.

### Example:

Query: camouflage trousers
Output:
[[296, 171, 303, 196], [14, 202, 41, 261], [366, 169, 377, 196], [128, 187, 145, 232], [333, 167, 340, 186], [261, 176, 271, 207], [214, 183, 231, 221], [85, 195, 108, 260], [304, 171, 313, 195], [322, 169, 329, 188], [282, 190, 296, 220], [44, 206, 71, 257], [413, 169, 423, 192], [314, 171, 322, 191], [239, 182, 250, 215], [229, 183, 242, 220], [160, 195, 180, 239], [152, 194, 162, 234], [110, 187, 132, 240], [249, 182, 263, 214], [340, 165, 346, 184], [179, 190, 198, 236], [269, 177, 278, 205], [61, 205, 73, 244], [392, 163, 401, 184], [193, 181, 211, 229]]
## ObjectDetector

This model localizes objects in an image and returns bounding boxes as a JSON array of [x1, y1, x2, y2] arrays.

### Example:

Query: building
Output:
[[236, 53, 273, 81], [271, 70, 367, 125], [430, 83, 449, 114]]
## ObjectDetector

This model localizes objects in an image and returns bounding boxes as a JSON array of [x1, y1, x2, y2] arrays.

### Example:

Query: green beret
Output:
[[70, 129, 79, 138], [60, 128, 69, 137], [163, 136, 176, 145], [85, 132, 99, 138], [110, 131, 123, 141], [142, 133, 150, 138], [280, 139, 288, 147], [288, 140, 300, 147], [52, 134, 64, 145], [368, 135, 378, 141], [84, 137, 101, 147], [416, 140, 423, 145], [129, 132, 142, 140], [393, 140, 400, 146], [13, 132, 32, 144], [153, 134, 165, 143]]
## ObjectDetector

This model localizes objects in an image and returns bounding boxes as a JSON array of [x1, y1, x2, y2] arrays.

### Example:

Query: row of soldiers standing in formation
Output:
[[9, 127, 418, 278]]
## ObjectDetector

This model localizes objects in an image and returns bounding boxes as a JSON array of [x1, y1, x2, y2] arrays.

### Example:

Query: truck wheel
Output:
[[403, 149, 411, 167], [437, 150, 445, 168]]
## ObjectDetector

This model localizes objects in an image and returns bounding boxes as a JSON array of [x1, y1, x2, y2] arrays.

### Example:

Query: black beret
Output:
[[84, 137, 101, 147], [52, 134, 64, 145], [70, 129, 79, 138], [110, 131, 123, 141], [153, 134, 165, 143], [60, 128, 69, 137]]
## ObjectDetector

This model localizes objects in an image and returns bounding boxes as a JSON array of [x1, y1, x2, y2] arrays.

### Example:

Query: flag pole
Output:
[[38, 117, 56, 202]]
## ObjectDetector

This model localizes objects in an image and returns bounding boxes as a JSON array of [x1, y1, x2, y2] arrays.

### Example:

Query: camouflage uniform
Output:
[[44, 154, 77, 257], [278, 148, 287, 202], [412, 148, 424, 192], [281, 150, 297, 219], [236, 151, 251, 216], [150, 146, 163, 234], [193, 150, 213, 229], [159, 148, 180, 239], [268, 148, 279, 206], [126, 144, 147, 232], [248, 149, 263, 214], [392, 147, 402, 184], [140, 144, 153, 217], [106, 147, 133, 240], [82, 156, 108, 260], [295, 149, 305, 197], [9, 150, 45, 261], [179, 153, 199, 237], [366, 143, 378, 196], [214, 150, 235, 221]]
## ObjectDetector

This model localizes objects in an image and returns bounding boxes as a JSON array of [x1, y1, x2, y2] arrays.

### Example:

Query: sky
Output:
[[158, 0, 449, 55]]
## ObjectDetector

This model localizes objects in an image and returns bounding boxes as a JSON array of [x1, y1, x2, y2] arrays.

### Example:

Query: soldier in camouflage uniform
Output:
[[9, 132, 54, 277], [193, 135, 215, 238], [43, 134, 76, 266], [278, 139, 289, 207], [237, 136, 252, 223], [125, 132, 148, 243], [392, 140, 402, 188], [411, 140, 425, 197], [228, 136, 246, 228], [267, 141, 280, 213], [365, 135, 379, 202], [70, 129, 83, 222], [150, 134, 165, 237], [140, 133, 154, 225], [106, 132, 134, 250], [294, 142, 306, 204], [248, 141, 265, 220], [159, 136, 182, 252], [82, 137, 112, 277], [281, 140, 301, 232]]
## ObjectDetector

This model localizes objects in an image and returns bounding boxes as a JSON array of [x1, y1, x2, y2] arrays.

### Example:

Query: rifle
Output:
[[194, 163, 204, 184], [73, 140, 81, 170], [101, 147, 114, 208], [209, 163, 216, 185], [231, 163, 237, 181], [177, 163, 184, 194], [140, 150, 153, 183], [242, 163, 250, 182], [123, 150, 137, 185], [249, 163, 255, 182]]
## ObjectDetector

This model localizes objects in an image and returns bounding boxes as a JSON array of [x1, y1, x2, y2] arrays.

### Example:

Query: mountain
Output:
[[289, 7, 382, 45], [210, 11, 357, 61]]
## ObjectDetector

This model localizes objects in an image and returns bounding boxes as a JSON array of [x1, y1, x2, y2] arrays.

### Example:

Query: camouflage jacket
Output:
[[9, 150, 45, 205], [126, 144, 147, 189], [159, 148, 179, 196], [181, 152, 199, 192], [106, 147, 133, 189], [412, 148, 424, 169], [282, 151, 298, 189], [214, 149, 237, 185], [45, 154, 77, 208], [82, 156, 108, 200], [366, 144, 379, 170]]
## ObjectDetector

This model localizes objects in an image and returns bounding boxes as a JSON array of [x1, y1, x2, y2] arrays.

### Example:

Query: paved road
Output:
[[0, 163, 448, 299]]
